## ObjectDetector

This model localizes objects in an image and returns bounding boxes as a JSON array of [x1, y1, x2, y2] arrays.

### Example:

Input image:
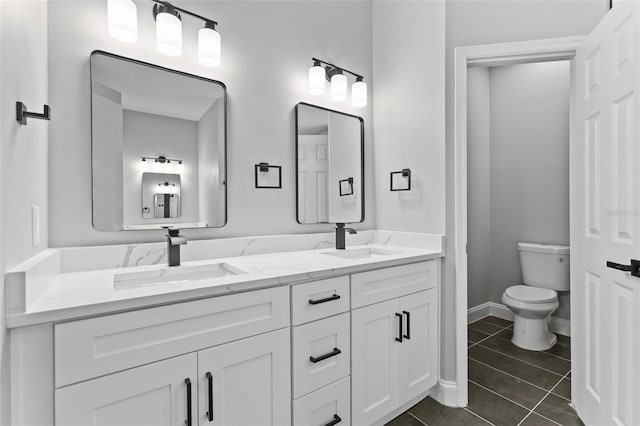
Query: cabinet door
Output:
[[198, 328, 291, 426], [399, 289, 438, 404], [351, 299, 400, 426], [55, 353, 197, 426]]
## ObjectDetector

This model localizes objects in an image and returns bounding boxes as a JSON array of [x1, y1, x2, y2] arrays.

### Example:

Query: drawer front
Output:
[[351, 261, 437, 309], [292, 276, 350, 326], [292, 313, 350, 398], [55, 286, 289, 387], [293, 377, 351, 426]]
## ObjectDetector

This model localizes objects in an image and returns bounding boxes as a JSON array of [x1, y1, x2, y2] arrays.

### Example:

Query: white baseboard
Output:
[[468, 302, 570, 337], [429, 379, 459, 407]]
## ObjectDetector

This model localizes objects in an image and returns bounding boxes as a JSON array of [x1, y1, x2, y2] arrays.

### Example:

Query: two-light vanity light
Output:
[[309, 58, 367, 107], [107, 0, 221, 67]]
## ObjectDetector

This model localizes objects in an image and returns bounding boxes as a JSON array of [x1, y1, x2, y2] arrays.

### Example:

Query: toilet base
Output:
[[511, 316, 557, 351]]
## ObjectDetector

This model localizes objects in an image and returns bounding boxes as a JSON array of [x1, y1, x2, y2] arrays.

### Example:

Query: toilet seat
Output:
[[504, 285, 557, 304]]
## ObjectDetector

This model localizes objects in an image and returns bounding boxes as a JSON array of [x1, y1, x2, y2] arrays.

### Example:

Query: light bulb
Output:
[[352, 78, 367, 107], [176, 161, 185, 174], [199, 22, 221, 67], [156, 5, 182, 56], [331, 71, 347, 102], [309, 61, 326, 95], [107, 0, 137, 43], [139, 158, 149, 172]]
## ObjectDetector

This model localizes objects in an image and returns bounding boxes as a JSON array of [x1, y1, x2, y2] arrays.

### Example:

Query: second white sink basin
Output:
[[114, 263, 246, 290], [322, 247, 398, 260]]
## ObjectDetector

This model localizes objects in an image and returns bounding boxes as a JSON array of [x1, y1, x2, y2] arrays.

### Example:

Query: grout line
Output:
[[469, 379, 537, 412], [516, 371, 571, 426], [491, 333, 572, 362], [407, 411, 429, 426], [463, 407, 496, 426], [468, 323, 513, 349], [468, 358, 559, 393], [472, 344, 569, 377]]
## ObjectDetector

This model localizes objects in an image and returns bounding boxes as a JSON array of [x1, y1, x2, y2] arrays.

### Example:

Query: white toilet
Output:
[[502, 242, 570, 351]]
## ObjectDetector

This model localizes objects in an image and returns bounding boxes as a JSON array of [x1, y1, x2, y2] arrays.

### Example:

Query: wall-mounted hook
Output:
[[16, 102, 51, 125]]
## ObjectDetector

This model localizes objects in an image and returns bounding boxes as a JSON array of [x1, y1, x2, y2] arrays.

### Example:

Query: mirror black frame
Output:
[[294, 102, 365, 224], [90, 50, 228, 231]]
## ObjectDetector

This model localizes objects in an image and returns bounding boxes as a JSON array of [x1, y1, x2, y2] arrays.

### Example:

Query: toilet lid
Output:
[[505, 285, 557, 303]]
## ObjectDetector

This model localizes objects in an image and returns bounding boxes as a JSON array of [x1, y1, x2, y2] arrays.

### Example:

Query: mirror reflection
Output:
[[295, 103, 364, 224], [90, 51, 227, 231]]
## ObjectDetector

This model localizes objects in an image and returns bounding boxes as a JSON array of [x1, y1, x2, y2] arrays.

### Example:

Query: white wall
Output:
[[0, 1, 49, 422], [48, 0, 374, 247], [372, 0, 446, 234], [467, 67, 491, 309], [442, 0, 607, 383]]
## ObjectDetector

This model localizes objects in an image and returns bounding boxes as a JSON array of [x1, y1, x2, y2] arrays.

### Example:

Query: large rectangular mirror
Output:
[[295, 103, 364, 224], [90, 51, 227, 231]]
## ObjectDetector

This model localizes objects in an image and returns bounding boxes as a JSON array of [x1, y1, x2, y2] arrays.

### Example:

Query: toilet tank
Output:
[[518, 242, 570, 291]]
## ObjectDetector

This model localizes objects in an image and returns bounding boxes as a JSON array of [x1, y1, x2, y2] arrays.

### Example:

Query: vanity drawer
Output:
[[351, 261, 438, 308], [55, 286, 289, 387], [292, 313, 350, 398], [291, 276, 350, 326], [293, 377, 351, 426]]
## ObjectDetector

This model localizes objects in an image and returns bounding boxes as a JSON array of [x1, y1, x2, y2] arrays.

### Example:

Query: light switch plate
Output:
[[31, 205, 40, 247]]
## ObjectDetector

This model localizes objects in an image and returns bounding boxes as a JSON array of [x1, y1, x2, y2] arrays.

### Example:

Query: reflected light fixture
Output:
[[107, 0, 138, 43], [154, 3, 182, 56], [106, 0, 221, 66], [309, 58, 367, 107], [140, 156, 185, 174]]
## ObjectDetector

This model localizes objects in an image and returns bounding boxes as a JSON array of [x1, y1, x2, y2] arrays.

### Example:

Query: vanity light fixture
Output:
[[308, 58, 367, 107], [106, 0, 221, 66], [140, 155, 184, 173]]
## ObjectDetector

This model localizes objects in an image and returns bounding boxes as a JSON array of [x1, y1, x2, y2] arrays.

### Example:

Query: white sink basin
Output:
[[322, 247, 398, 260], [114, 263, 246, 290]]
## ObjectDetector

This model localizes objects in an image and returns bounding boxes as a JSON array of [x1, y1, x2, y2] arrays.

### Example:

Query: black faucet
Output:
[[335, 223, 357, 250], [164, 228, 187, 267]]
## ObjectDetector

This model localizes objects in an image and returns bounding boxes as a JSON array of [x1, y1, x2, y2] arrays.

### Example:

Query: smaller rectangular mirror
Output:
[[295, 103, 364, 224], [142, 172, 181, 219]]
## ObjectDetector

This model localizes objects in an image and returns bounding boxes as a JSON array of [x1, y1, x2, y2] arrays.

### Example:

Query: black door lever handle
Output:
[[606, 259, 640, 278]]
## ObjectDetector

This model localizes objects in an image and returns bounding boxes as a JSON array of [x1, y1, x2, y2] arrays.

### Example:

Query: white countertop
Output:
[[6, 242, 443, 328]]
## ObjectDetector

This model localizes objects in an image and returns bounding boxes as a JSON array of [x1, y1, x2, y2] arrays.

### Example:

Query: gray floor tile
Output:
[[469, 345, 564, 390], [469, 320, 505, 335], [469, 328, 491, 343], [409, 397, 491, 426], [551, 377, 571, 400], [467, 381, 529, 425], [468, 359, 548, 409], [543, 342, 571, 360], [496, 328, 514, 341], [478, 336, 571, 375], [534, 393, 584, 426], [556, 334, 571, 346], [385, 412, 426, 426], [483, 316, 513, 327], [520, 413, 561, 426]]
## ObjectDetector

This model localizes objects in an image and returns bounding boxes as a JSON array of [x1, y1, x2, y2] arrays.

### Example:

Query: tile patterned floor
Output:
[[386, 316, 582, 426]]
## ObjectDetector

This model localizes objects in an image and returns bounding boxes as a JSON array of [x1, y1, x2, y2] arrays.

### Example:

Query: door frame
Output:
[[453, 36, 584, 406]]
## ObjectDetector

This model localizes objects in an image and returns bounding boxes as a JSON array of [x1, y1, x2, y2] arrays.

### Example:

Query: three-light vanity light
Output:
[[139, 156, 185, 174], [309, 58, 367, 107], [106, 0, 221, 67]]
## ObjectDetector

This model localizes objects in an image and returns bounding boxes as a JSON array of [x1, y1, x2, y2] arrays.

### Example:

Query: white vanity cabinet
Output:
[[351, 262, 439, 426]]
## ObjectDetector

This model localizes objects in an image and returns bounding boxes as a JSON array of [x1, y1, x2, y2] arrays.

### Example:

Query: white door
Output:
[[398, 289, 438, 403], [298, 135, 329, 223], [351, 298, 400, 426], [197, 328, 291, 426], [573, 1, 640, 424], [55, 353, 197, 426]]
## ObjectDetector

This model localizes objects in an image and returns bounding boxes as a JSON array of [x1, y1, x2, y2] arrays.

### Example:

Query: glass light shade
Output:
[[331, 73, 347, 102], [198, 26, 221, 67], [139, 159, 150, 172], [107, 0, 137, 43], [352, 80, 367, 107], [308, 65, 326, 95], [176, 162, 185, 174], [156, 11, 182, 56]]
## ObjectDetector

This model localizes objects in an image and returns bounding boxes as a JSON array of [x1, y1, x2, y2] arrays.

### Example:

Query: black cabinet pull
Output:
[[322, 414, 342, 426], [185, 378, 192, 426], [607, 259, 640, 278], [403, 310, 411, 339], [310, 347, 342, 363], [206, 372, 213, 422], [309, 294, 341, 305], [395, 313, 403, 342]]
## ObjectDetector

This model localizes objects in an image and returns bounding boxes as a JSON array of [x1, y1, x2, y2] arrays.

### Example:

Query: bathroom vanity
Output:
[[6, 232, 442, 426]]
